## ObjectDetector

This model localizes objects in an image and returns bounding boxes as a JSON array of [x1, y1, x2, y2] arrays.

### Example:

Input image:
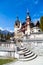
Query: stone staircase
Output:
[[18, 47, 37, 61]]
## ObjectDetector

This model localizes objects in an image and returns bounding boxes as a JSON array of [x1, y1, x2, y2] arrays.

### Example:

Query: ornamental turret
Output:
[[26, 9, 31, 25], [25, 10, 31, 35], [14, 16, 22, 38]]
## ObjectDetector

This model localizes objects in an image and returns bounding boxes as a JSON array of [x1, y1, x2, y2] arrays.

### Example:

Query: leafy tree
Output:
[[0, 34, 1, 39], [1, 34, 3, 39], [6, 32, 11, 40], [40, 16, 43, 31], [4, 34, 6, 40]]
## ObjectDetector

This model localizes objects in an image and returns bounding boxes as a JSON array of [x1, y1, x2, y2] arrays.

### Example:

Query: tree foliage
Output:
[[6, 32, 11, 40], [1, 34, 3, 39], [40, 16, 43, 31]]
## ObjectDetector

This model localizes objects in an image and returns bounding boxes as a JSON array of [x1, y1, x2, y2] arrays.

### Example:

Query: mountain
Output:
[[0, 29, 14, 37], [2, 30, 9, 34]]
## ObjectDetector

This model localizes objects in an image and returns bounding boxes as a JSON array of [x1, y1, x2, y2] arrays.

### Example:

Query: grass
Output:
[[0, 58, 17, 65]]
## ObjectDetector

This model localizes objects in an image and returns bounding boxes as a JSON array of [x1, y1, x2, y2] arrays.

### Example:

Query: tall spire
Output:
[[27, 8, 29, 15], [15, 16, 20, 27], [26, 9, 31, 21], [16, 16, 19, 21], [15, 16, 20, 23], [26, 9, 30, 19]]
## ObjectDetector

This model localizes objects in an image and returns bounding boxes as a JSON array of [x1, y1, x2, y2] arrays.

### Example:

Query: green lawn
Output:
[[0, 58, 17, 65]]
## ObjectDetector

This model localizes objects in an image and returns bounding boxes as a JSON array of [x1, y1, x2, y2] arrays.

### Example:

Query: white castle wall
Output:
[[25, 25, 30, 35]]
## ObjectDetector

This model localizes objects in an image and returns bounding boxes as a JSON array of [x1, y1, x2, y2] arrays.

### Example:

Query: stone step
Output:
[[25, 51, 32, 55], [24, 52, 32, 56], [17, 49, 27, 54], [17, 47, 37, 61], [19, 52, 34, 59], [18, 49, 31, 55], [25, 53, 35, 58], [23, 49, 28, 51], [23, 49, 30, 53], [24, 53, 34, 57], [20, 47, 27, 50], [19, 54, 37, 61]]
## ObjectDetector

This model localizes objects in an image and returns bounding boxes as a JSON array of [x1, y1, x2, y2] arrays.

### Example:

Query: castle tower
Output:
[[25, 10, 31, 35], [14, 16, 21, 31], [26, 9, 31, 25], [14, 16, 22, 38]]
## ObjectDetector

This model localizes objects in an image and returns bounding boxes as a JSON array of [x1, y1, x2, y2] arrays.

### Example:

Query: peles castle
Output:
[[0, 10, 43, 60], [14, 10, 41, 39], [14, 11, 43, 60]]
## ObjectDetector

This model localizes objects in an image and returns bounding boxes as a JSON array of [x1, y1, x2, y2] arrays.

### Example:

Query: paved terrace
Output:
[[4, 56, 43, 65]]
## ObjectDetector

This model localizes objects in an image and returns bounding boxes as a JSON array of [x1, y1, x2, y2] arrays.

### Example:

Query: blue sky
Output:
[[0, 0, 43, 32]]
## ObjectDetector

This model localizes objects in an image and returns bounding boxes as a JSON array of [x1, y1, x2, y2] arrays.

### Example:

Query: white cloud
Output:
[[9, 30, 14, 33], [0, 27, 4, 31], [0, 27, 14, 32], [5, 28, 14, 32]]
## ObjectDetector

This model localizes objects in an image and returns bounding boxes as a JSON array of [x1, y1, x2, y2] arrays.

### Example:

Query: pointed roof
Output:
[[26, 9, 30, 19], [15, 16, 20, 26], [26, 9, 31, 21], [16, 16, 20, 22]]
